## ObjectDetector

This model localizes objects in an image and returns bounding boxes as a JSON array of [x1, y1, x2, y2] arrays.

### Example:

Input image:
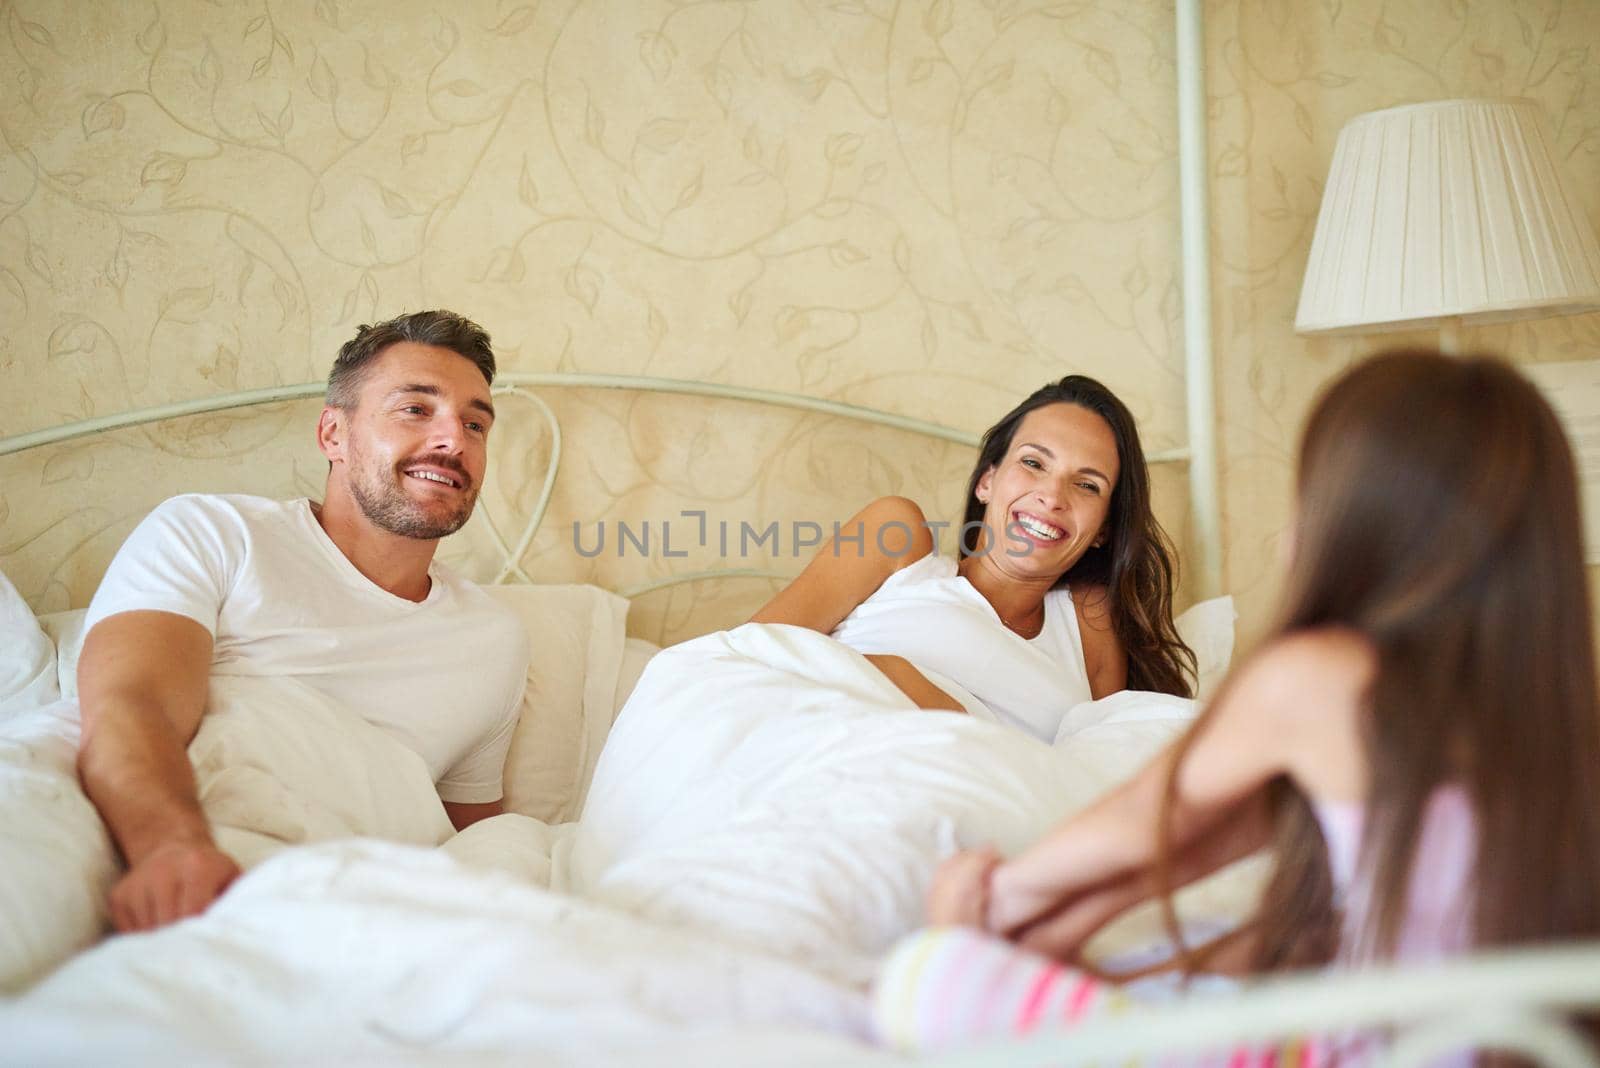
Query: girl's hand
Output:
[[927, 847, 1002, 927], [984, 861, 1071, 937]]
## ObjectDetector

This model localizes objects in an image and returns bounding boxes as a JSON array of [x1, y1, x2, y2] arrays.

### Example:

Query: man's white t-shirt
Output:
[[85, 494, 529, 804]]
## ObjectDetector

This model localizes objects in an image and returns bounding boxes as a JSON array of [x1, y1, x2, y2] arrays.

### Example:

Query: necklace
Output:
[[998, 601, 1044, 638]]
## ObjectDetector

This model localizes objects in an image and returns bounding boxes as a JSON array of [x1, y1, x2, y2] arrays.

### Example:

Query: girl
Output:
[[875, 350, 1600, 1055], [752, 375, 1194, 741]]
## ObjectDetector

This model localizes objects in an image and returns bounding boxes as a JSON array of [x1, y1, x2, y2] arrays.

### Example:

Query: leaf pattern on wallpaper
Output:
[[0, 0, 1596, 642]]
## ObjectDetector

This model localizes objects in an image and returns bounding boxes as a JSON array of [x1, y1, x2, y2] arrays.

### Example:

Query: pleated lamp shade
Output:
[[1295, 99, 1600, 339]]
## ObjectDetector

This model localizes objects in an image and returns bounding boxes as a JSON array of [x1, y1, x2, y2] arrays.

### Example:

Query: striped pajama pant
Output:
[[872, 927, 1339, 1066]]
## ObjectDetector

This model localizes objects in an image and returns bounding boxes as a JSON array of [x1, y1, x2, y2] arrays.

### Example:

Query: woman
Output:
[[752, 376, 1194, 740]]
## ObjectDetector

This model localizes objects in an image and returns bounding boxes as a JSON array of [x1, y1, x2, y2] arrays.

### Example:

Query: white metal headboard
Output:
[[0, 371, 1205, 604]]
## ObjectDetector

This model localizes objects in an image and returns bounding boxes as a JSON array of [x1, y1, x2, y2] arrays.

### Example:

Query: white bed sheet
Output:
[[1, 597, 1249, 1063]]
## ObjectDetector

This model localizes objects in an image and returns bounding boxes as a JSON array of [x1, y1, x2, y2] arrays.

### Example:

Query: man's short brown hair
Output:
[[326, 310, 495, 408]]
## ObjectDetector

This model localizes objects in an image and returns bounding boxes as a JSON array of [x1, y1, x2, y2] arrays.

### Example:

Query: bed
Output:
[[0, 370, 1239, 1060], [3, 374, 1599, 1068], [7, 0, 1600, 1057]]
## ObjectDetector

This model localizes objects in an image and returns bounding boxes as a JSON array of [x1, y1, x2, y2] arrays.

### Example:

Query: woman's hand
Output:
[[927, 847, 1002, 927]]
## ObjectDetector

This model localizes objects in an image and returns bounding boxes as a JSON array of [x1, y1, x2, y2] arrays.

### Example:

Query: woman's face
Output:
[[973, 402, 1120, 580]]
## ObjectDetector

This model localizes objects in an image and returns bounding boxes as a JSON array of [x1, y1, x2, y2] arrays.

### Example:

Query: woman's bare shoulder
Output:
[[857, 495, 930, 526], [852, 496, 935, 569]]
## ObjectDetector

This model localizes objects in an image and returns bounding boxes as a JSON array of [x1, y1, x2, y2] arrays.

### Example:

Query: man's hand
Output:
[[108, 839, 240, 933], [927, 847, 1001, 927]]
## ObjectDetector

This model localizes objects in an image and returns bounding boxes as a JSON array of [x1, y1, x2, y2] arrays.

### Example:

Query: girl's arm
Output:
[[987, 629, 1372, 938], [749, 496, 934, 634], [1011, 792, 1272, 961]]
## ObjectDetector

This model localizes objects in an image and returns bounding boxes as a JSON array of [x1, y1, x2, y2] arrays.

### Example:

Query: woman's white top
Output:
[[828, 553, 1092, 741]]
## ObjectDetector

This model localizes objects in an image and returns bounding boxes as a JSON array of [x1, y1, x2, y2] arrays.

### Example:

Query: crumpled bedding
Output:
[[2, 622, 1255, 1063]]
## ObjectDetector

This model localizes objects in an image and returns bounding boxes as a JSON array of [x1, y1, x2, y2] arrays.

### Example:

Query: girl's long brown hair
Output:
[[1162, 350, 1600, 973], [961, 376, 1195, 697]]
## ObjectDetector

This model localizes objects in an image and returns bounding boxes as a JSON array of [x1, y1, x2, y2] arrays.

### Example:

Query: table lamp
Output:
[[1295, 98, 1600, 353]]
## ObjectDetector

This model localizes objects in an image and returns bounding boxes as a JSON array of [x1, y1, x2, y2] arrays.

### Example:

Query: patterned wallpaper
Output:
[[1, 0, 1596, 647]]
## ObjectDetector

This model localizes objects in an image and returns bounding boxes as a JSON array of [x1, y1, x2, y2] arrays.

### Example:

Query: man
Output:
[[76, 310, 529, 933]]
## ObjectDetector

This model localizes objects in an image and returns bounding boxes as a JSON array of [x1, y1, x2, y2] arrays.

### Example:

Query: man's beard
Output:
[[349, 458, 477, 540]]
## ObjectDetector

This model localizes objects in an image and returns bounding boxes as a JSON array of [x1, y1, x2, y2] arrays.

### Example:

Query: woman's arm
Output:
[[864, 654, 965, 712], [749, 496, 934, 634], [1073, 584, 1127, 699], [986, 630, 1371, 938]]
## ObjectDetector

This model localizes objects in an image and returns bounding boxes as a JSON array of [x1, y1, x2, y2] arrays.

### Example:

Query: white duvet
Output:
[[2, 622, 1250, 1063]]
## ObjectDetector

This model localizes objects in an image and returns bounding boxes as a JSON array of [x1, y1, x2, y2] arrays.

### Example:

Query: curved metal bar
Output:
[[496, 372, 984, 447], [0, 374, 1190, 588], [920, 942, 1600, 1068], [616, 567, 791, 600], [0, 383, 328, 456], [482, 386, 561, 586], [0, 373, 1191, 464], [1380, 1009, 1600, 1068]]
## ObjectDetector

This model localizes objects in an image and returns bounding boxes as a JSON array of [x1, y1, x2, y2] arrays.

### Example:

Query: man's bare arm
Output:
[[77, 611, 240, 931], [443, 799, 503, 832]]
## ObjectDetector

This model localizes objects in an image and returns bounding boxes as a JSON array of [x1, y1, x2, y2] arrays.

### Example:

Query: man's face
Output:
[[323, 342, 495, 540]]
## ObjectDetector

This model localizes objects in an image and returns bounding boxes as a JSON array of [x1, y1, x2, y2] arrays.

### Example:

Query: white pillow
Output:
[[483, 584, 631, 824], [616, 637, 660, 716], [0, 701, 116, 993], [1175, 595, 1237, 701], [190, 675, 456, 867], [36, 609, 86, 703], [0, 574, 59, 719], [43, 585, 638, 827]]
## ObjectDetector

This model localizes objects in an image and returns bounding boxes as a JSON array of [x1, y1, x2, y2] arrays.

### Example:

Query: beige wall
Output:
[[2, 0, 1596, 646]]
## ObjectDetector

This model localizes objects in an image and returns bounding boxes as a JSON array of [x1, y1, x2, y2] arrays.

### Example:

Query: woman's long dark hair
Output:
[[961, 375, 1194, 698], [1163, 350, 1600, 977]]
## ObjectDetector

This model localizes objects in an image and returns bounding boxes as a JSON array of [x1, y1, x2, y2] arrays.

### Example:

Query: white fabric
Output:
[[828, 553, 1090, 740], [0, 584, 634, 995], [35, 610, 85, 703], [0, 595, 1249, 1059], [0, 673, 460, 992], [571, 623, 1237, 987], [3, 619, 1252, 1059], [0, 700, 115, 993], [1296, 99, 1600, 334], [1175, 594, 1237, 702], [1, 839, 874, 1063], [0, 570, 58, 719], [483, 584, 631, 823], [191, 675, 457, 867], [86, 494, 529, 803]]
